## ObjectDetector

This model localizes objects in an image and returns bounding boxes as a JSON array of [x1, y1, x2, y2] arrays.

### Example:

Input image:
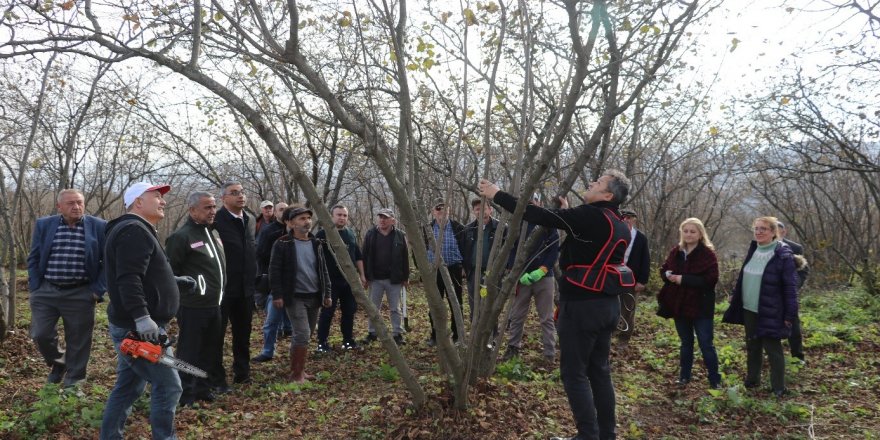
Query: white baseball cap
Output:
[[124, 182, 171, 209]]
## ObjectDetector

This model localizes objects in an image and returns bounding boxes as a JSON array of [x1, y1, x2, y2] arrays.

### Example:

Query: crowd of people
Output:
[[27, 172, 809, 439]]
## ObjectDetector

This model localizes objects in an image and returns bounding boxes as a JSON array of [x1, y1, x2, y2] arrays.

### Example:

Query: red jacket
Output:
[[657, 243, 719, 320]]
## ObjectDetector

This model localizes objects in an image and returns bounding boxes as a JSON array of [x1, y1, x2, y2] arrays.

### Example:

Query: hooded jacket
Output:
[[722, 240, 799, 339], [104, 214, 179, 328]]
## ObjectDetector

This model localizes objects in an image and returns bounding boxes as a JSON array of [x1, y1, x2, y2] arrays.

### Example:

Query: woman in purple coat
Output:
[[657, 218, 721, 388], [722, 216, 799, 398]]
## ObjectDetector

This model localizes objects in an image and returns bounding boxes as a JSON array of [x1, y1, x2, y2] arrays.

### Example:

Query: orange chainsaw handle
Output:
[[120, 335, 164, 363]]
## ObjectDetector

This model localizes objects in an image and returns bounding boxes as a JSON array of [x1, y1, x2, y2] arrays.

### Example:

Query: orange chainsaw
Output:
[[120, 332, 208, 378]]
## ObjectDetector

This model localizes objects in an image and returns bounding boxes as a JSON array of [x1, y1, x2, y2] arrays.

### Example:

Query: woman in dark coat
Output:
[[722, 216, 799, 398], [658, 218, 721, 388]]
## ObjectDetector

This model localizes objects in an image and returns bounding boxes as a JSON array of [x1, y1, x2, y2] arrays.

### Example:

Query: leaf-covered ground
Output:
[[2, 278, 879, 439]]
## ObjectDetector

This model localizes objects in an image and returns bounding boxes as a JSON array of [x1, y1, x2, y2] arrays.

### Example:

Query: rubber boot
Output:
[[290, 346, 307, 383]]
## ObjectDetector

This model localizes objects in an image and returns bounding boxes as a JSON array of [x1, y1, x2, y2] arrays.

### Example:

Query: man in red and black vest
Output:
[[480, 170, 633, 440]]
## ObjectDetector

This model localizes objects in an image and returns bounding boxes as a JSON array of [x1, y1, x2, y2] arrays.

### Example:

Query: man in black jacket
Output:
[[165, 191, 227, 406], [480, 170, 633, 440], [100, 182, 184, 440], [269, 206, 332, 382], [212, 181, 257, 386], [778, 221, 808, 362], [253, 201, 292, 362], [315, 204, 366, 351], [617, 208, 650, 347], [462, 198, 500, 322], [361, 208, 409, 345], [425, 198, 467, 346]]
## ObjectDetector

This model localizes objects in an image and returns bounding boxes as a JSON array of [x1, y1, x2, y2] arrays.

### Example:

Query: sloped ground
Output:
[[1, 281, 878, 439]]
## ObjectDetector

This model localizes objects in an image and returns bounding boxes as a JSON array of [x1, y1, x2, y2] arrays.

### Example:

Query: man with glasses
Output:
[[212, 181, 257, 388], [425, 197, 467, 346], [480, 170, 633, 440]]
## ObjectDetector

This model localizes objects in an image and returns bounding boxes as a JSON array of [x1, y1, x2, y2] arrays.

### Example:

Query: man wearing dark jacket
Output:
[[316, 204, 366, 351], [165, 191, 227, 406], [462, 198, 500, 325], [361, 208, 409, 345], [425, 198, 467, 346], [100, 182, 184, 440], [778, 221, 808, 362], [480, 170, 633, 440], [253, 201, 292, 362], [212, 181, 258, 386], [617, 208, 651, 346], [269, 206, 332, 382], [27, 188, 106, 388]]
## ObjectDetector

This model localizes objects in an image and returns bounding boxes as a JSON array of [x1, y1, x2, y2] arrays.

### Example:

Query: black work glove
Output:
[[175, 275, 197, 293]]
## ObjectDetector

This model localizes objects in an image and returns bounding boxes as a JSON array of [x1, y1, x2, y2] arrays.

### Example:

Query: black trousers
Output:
[[177, 305, 222, 399], [558, 296, 620, 440], [316, 281, 357, 344], [429, 263, 463, 341], [219, 295, 254, 383]]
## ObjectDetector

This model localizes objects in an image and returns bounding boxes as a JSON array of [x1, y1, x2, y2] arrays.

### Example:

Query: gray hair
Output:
[[187, 191, 214, 208], [57, 189, 83, 203], [603, 169, 631, 205], [220, 180, 241, 196]]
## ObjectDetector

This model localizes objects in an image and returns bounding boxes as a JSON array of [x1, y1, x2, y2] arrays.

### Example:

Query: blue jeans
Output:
[[259, 293, 293, 357], [674, 317, 721, 386], [100, 323, 182, 440]]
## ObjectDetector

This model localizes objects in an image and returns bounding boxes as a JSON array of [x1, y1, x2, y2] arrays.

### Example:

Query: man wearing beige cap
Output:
[[361, 208, 410, 345], [255, 200, 274, 237], [101, 181, 184, 440]]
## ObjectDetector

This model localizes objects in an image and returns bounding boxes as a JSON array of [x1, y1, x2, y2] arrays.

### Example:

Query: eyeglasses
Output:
[[226, 190, 245, 197], [753, 226, 771, 232]]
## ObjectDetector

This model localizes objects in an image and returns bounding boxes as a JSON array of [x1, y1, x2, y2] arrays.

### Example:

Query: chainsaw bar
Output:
[[159, 355, 208, 378]]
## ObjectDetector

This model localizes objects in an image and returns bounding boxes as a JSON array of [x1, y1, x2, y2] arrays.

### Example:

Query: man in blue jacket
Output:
[[28, 189, 106, 388]]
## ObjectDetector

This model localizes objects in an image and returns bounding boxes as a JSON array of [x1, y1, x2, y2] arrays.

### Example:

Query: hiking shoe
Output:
[[315, 343, 331, 354], [342, 340, 360, 350], [393, 334, 406, 345], [676, 377, 690, 387], [47, 362, 66, 384], [251, 353, 273, 363], [361, 333, 378, 344], [501, 346, 519, 362]]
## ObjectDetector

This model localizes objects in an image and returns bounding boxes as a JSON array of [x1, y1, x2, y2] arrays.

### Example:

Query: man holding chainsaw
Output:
[[101, 182, 188, 440], [165, 191, 227, 407]]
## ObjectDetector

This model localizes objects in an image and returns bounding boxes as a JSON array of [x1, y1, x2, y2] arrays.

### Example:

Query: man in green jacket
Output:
[[165, 191, 227, 406]]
